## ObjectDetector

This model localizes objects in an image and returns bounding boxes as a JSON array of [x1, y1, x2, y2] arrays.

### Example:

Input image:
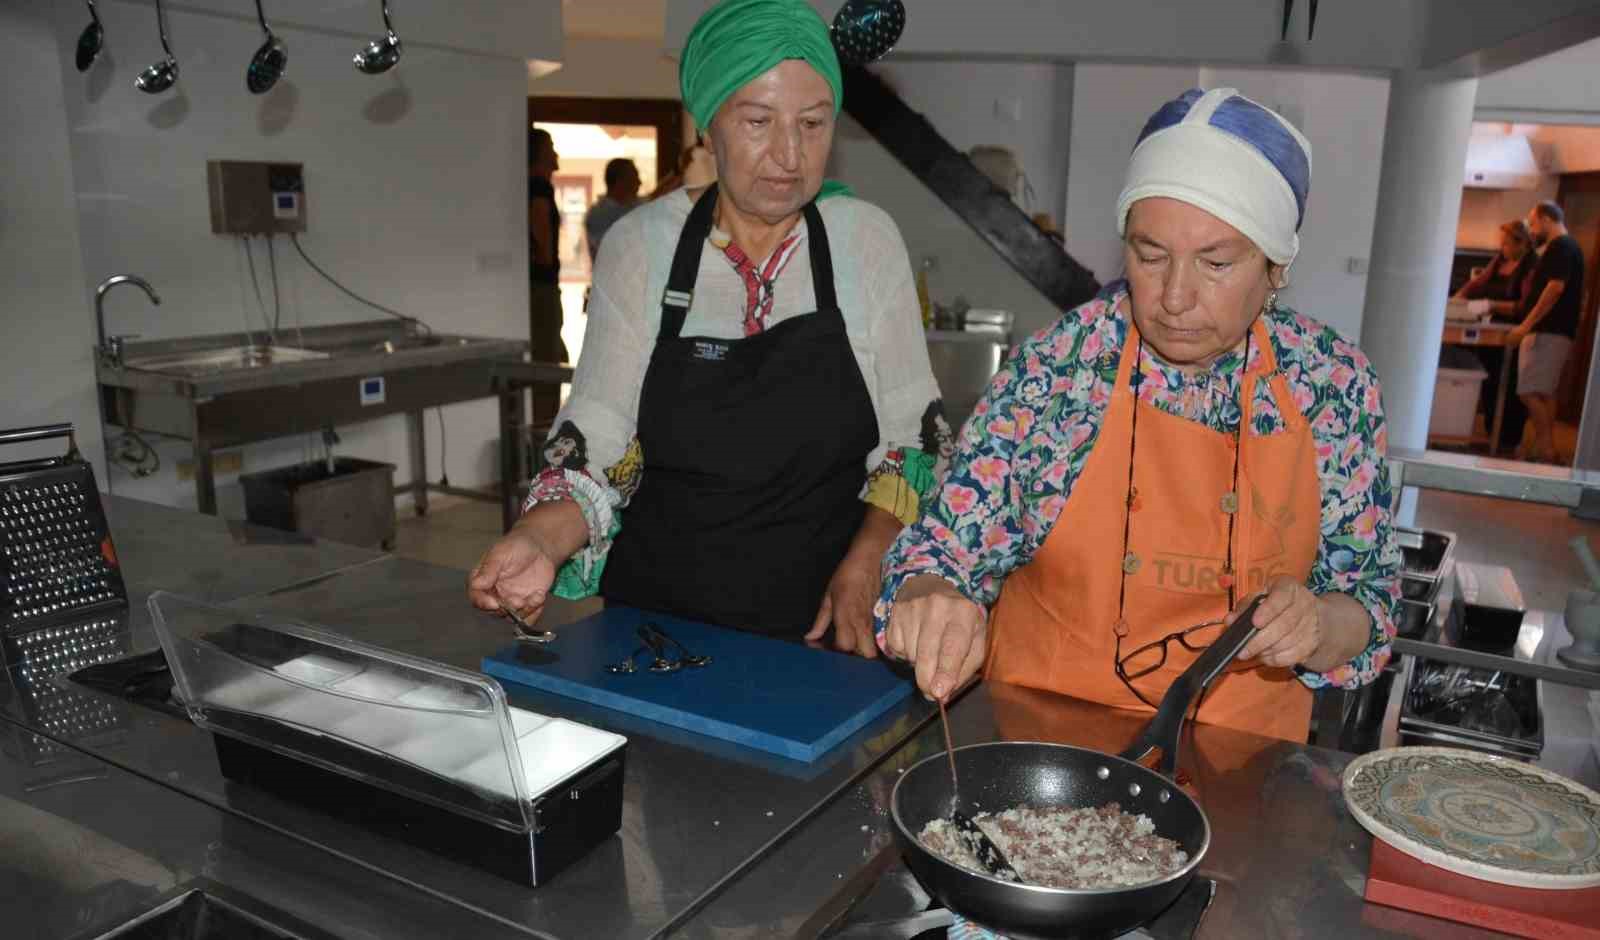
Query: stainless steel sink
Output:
[[122, 344, 329, 377]]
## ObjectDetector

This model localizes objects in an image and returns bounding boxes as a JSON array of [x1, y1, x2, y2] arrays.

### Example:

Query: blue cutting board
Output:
[[481, 607, 913, 762]]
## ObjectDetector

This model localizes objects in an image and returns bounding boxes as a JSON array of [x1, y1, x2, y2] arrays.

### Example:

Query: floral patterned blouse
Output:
[[875, 281, 1401, 691]]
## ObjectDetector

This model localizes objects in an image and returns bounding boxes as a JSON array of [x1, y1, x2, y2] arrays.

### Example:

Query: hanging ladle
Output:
[[134, 0, 179, 94], [76, 0, 104, 73], [353, 0, 403, 75], [830, 0, 906, 66], [246, 0, 288, 95]]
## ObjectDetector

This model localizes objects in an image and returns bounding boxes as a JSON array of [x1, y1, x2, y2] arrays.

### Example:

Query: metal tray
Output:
[[1400, 656, 1543, 759]]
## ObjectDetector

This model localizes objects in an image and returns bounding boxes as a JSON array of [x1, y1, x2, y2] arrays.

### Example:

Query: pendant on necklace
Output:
[[1122, 551, 1141, 575], [1218, 567, 1235, 590], [1220, 491, 1239, 514], [1127, 485, 1142, 512], [1113, 617, 1130, 638]]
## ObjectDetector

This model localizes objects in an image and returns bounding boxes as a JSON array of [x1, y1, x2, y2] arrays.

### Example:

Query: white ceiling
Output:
[[562, 0, 667, 41]]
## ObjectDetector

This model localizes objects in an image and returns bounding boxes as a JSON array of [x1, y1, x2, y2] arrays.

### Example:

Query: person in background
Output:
[[1453, 219, 1536, 453], [1513, 200, 1585, 463], [470, 0, 948, 656], [651, 142, 718, 199], [529, 128, 568, 419], [585, 158, 642, 262]]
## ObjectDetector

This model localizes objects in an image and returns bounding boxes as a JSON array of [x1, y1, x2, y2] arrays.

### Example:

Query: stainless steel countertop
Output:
[[1, 496, 1523, 939], [95, 320, 528, 398], [3, 496, 938, 940], [0, 728, 548, 940], [676, 684, 1515, 939]]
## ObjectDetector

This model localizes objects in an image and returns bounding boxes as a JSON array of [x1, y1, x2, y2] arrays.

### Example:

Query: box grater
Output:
[[0, 424, 127, 635]]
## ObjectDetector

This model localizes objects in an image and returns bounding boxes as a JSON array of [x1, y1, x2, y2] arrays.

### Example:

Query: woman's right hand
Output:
[[468, 499, 589, 622], [883, 574, 988, 702], [467, 525, 561, 623]]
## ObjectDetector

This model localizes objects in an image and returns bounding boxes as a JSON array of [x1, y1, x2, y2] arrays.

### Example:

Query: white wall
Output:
[[1538, 125, 1600, 174], [826, 115, 1061, 340], [1065, 63, 1388, 343], [1065, 63, 1198, 287], [1, 2, 105, 478], [873, 61, 1075, 232], [530, 37, 679, 99], [1476, 36, 1600, 124], [1456, 185, 1559, 251], [51, 0, 533, 515], [1199, 66, 1390, 342]]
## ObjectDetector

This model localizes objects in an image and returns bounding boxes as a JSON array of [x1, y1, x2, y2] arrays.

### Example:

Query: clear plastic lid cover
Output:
[[148, 591, 539, 831]]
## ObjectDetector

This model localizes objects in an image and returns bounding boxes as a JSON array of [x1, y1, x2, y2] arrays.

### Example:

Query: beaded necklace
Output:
[[1111, 326, 1255, 642]]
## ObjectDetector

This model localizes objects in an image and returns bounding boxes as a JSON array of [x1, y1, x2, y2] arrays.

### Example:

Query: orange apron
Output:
[[987, 313, 1320, 742]]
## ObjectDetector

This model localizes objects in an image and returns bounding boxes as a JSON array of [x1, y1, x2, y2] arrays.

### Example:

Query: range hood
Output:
[[1464, 134, 1543, 190]]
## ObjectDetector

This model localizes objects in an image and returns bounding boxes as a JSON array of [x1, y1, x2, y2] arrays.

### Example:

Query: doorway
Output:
[[529, 97, 684, 369], [1447, 122, 1600, 465]]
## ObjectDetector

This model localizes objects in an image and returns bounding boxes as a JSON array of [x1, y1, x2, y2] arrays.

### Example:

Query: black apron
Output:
[[601, 188, 879, 636]]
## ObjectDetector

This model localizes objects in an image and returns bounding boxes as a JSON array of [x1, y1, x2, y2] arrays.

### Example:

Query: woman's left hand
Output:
[[1236, 577, 1324, 669], [806, 550, 881, 658]]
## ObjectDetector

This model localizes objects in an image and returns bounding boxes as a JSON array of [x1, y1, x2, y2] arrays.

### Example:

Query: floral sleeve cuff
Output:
[[521, 467, 619, 600], [1295, 577, 1399, 690], [872, 531, 989, 652]]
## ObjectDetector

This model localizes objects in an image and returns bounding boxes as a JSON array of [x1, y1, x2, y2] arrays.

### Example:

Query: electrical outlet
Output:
[[178, 451, 244, 481]]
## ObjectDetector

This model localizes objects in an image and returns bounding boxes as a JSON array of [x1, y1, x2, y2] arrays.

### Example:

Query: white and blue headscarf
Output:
[[1115, 87, 1312, 267]]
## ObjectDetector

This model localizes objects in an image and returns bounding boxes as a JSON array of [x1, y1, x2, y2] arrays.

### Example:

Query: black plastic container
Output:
[[214, 731, 625, 886], [1447, 562, 1527, 653]]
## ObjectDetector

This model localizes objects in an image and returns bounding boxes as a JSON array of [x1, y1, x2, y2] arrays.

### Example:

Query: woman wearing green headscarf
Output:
[[469, 0, 947, 655]]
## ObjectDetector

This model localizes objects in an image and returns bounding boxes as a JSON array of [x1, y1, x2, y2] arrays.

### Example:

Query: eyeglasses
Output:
[[1114, 618, 1228, 710]]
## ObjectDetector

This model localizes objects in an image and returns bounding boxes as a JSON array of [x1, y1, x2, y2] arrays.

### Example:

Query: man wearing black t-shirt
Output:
[[1512, 201, 1585, 462]]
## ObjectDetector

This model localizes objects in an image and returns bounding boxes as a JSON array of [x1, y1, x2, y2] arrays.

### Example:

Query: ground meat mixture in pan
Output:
[[918, 803, 1188, 888]]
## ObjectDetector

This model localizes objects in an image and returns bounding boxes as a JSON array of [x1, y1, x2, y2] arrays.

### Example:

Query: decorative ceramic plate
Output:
[[1342, 746, 1600, 889]]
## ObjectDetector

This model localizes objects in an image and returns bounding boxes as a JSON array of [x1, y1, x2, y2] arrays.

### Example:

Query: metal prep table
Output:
[[95, 321, 540, 517], [0, 496, 1529, 939]]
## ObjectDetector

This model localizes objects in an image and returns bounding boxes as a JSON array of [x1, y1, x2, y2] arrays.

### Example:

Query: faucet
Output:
[[95, 274, 161, 367]]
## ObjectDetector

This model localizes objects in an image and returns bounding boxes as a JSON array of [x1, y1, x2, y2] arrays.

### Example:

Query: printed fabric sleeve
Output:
[[872, 332, 1059, 637], [849, 203, 952, 525], [1296, 340, 1401, 690], [521, 220, 652, 599]]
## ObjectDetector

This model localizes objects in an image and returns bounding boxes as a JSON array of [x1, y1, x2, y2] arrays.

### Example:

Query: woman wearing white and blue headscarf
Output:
[[878, 89, 1401, 745]]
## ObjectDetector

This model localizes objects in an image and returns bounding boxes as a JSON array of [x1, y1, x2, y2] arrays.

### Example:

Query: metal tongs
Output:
[[501, 602, 556, 644], [606, 622, 711, 674], [640, 622, 711, 668]]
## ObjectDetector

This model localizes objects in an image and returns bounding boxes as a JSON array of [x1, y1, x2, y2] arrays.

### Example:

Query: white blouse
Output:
[[534, 188, 946, 590]]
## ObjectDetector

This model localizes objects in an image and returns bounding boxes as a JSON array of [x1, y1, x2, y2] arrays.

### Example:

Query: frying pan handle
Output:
[[1117, 594, 1265, 778]]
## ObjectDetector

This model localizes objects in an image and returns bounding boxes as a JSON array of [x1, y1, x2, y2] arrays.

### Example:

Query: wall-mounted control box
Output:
[[207, 160, 307, 234]]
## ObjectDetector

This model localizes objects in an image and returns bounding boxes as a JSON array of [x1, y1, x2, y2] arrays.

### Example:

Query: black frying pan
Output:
[[890, 595, 1265, 938]]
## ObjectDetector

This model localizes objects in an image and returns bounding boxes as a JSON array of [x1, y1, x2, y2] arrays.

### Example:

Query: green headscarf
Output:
[[680, 0, 844, 132], [680, 0, 852, 201]]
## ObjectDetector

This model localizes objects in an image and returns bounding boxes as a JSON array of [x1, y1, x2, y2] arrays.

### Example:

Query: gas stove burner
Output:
[[819, 848, 1215, 940]]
